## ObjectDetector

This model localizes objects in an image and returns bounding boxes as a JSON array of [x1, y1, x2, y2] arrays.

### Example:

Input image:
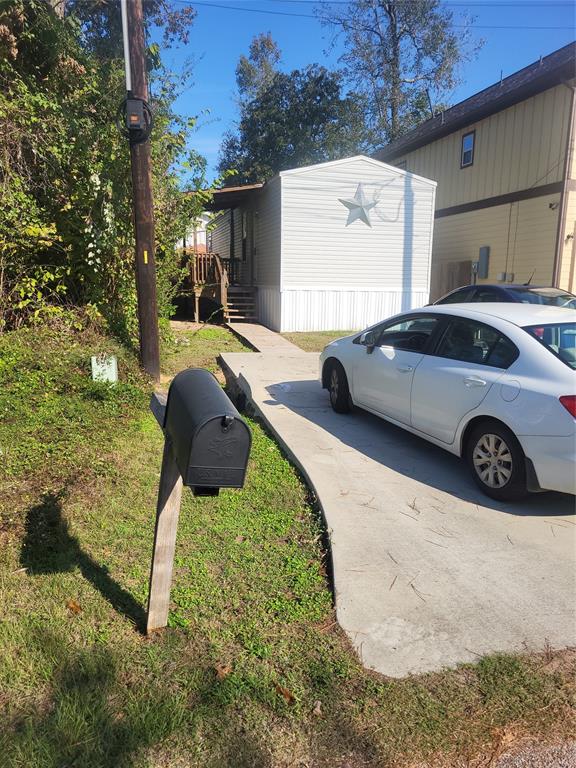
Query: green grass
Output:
[[0, 319, 573, 768], [161, 324, 247, 378], [282, 330, 356, 352]]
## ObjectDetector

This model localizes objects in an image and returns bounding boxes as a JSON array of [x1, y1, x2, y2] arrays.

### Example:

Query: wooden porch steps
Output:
[[225, 287, 258, 323]]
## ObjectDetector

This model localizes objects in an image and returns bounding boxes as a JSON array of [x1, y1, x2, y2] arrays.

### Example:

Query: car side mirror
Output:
[[360, 330, 377, 353]]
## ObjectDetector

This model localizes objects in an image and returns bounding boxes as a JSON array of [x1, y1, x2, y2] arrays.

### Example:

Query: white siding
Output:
[[253, 176, 282, 289], [280, 157, 436, 294], [256, 287, 282, 331], [209, 157, 435, 332], [280, 288, 430, 332], [210, 211, 230, 257]]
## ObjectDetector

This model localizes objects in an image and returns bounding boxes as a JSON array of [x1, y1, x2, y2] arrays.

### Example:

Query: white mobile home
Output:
[[209, 155, 436, 332]]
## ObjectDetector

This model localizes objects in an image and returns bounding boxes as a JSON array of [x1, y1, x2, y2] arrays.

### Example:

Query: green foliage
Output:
[[317, 0, 482, 144], [219, 56, 366, 184], [0, 0, 209, 340], [0, 319, 148, 485], [0, 259, 71, 330], [235, 32, 281, 104]]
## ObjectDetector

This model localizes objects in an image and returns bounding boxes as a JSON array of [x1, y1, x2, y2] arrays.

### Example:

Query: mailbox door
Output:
[[187, 416, 251, 488]]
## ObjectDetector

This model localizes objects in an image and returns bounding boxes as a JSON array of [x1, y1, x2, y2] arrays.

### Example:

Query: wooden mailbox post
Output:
[[147, 391, 183, 632], [146, 370, 251, 633]]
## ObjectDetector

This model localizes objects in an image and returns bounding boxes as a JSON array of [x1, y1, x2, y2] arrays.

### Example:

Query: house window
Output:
[[461, 131, 475, 168]]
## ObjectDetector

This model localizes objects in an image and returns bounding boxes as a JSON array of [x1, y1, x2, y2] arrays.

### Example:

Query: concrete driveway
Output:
[[220, 346, 576, 678]]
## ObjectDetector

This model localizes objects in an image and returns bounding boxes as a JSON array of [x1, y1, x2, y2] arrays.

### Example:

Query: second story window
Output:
[[461, 131, 475, 168]]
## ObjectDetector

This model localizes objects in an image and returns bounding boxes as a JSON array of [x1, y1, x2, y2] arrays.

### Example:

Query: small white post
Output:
[[120, 0, 132, 93]]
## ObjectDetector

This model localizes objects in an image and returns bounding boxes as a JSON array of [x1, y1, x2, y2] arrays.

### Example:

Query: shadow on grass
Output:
[[2, 625, 291, 768], [4, 628, 188, 768], [20, 491, 146, 631]]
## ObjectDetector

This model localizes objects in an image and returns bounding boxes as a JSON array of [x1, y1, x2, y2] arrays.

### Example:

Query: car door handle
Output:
[[397, 365, 414, 373], [463, 376, 487, 387]]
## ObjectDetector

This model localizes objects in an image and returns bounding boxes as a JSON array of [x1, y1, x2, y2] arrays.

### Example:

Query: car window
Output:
[[510, 288, 576, 309], [472, 288, 503, 302], [353, 320, 388, 345], [524, 322, 576, 369], [435, 318, 518, 368], [378, 317, 440, 352], [436, 287, 473, 304]]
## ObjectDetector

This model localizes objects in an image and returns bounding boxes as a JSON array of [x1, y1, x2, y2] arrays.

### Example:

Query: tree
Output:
[[0, 0, 207, 337], [317, 0, 480, 145], [219, 63, 366, 184], [235, 32, 281, 105]]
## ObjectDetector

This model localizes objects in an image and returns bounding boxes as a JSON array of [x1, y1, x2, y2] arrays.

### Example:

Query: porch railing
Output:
[[181, 249, 228, 321]]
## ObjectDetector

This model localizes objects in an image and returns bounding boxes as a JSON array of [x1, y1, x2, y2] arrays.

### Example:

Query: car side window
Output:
[[435, 318, 518, 368], [378, 317, 440, 352], [353, 321, 388, 345], [437, 287, 473, 304]]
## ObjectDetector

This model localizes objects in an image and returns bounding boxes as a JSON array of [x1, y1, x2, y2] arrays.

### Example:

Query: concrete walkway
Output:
[[220, 335, 576, 678], [226, 322, 303, 354]]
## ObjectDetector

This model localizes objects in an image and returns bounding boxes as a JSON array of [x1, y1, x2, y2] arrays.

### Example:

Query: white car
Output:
[[319, 304, 576, 500]]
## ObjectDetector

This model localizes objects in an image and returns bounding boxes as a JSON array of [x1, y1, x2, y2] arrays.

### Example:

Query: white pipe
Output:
[[120, 0, 132, 93]]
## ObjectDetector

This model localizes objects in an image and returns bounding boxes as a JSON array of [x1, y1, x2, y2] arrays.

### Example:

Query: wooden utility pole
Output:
[[126, 0, 160, 381]]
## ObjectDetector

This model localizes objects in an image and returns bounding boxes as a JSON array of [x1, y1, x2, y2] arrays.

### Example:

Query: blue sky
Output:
[[154, 1, 575, 181]]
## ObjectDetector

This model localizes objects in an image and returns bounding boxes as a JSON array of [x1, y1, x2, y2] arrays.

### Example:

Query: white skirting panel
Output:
[[256, 287, 282, 331], [279, 289, 429, 332]]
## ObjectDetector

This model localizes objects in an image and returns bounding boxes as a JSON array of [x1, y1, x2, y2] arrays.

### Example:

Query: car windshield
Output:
[[523, 322, 576, 369], [511, 288, 576, 308]]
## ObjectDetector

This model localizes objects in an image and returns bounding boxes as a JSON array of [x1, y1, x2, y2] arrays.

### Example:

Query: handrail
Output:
[[181, 248, 228, 314], [213, 253, 229, 313]]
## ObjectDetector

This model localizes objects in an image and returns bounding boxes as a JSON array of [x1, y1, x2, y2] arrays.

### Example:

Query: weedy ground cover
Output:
[[0, 321, 573, 768]]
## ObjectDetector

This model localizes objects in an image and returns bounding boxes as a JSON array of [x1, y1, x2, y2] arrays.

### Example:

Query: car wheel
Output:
[[327, 361, 351, 414], [465, 421, 528, 501]]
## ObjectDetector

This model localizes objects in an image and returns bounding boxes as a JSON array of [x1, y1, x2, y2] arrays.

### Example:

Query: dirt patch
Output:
[[169, 320, 203, 332]]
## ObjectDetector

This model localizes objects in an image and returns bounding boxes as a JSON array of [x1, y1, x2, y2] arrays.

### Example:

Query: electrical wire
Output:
[[261, 0, 575, 5], [170, 0, 575, 28]]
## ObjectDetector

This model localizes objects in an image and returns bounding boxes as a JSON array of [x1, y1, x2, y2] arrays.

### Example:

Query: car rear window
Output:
[[524, 323, 576, 369], [511, 288, 576, 308], [436, 287, 474, 304]]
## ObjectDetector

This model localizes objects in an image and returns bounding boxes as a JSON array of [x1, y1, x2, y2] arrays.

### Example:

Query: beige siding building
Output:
[[374, 43, 576, 300]]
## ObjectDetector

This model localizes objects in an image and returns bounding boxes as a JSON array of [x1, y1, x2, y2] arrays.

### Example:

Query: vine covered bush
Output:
[[0, 0, 213, 341]]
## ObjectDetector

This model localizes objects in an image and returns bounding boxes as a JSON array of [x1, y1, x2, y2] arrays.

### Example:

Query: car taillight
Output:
[[559, 396, 576, 417]]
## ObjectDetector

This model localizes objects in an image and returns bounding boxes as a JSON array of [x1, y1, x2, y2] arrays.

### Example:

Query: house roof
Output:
[[278, 154, 436, 186], [374, 42, 576, 162], [205, 156, 435, 212], [205, 183, 264, 211]]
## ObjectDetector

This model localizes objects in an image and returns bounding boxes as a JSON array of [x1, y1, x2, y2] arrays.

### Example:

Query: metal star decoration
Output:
[[338, 183, 377, 227]]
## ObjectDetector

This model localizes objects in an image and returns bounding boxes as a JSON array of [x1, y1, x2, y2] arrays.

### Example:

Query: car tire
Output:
[[465, 420, 528, 501], [327, 361, 351, 414]]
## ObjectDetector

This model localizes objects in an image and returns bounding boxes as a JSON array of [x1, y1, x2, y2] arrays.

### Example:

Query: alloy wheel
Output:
[[329, 368, 339, 406], [472, 433, 513, 488]]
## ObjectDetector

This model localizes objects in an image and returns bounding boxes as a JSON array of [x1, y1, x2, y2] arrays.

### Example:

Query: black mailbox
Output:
[[164, 368, 251, 494]]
